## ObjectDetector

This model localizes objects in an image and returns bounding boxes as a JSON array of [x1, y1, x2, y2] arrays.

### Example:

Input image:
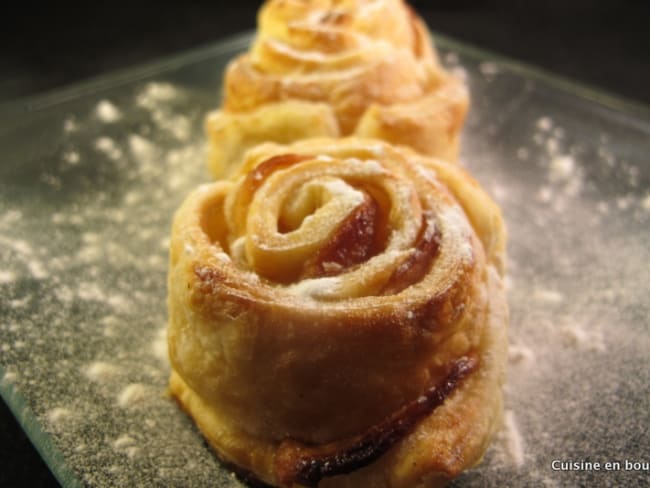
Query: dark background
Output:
[[2, 0, 650, 106], [1, 0, 648, 486]]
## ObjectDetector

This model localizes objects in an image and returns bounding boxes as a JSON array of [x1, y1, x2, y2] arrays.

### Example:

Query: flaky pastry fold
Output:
[[207, 0, 469, 178], [168, 138, 507, 487]]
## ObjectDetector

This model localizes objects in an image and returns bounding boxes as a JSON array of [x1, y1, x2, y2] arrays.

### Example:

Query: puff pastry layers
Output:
[[168, 138, 507, 488], [207, 0, 469, 178]]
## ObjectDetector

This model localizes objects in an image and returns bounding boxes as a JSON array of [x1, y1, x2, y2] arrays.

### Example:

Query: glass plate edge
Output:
[[1, 26, 649, 488], [431, 31, 650, 124], [0, 30, 649, 124], [0, 32, 252, 118], [0, 364, 84, 488]]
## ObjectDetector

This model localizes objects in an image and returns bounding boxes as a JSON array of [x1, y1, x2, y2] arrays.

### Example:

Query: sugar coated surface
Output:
[[1, 45, 648, 488]]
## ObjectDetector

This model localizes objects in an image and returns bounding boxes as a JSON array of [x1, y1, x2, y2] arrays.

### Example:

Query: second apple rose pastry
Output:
[[207, 0, 469, 178], [168, 138, 507, 488]]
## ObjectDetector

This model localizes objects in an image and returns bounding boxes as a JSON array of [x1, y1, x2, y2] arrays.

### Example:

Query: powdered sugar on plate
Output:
[[1, 42, 648, 488], [95, 100, 122, 123], [0, 77, 225, 487], [456, 53, 650, 487]]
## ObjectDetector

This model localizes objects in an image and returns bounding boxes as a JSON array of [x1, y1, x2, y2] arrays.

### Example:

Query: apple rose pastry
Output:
[[168, 138, 507, 488], [207, 0, 469, 178]]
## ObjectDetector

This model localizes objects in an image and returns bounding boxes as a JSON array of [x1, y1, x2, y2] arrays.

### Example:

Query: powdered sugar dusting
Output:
[[548, 155, 575, 183], [536, 116, 553, 132], [479, 61, 500, 76], [151, 328, 168, 363], [95, 100, 122, 123], [117, 383, 150, 408], [113, 434, 139, 459], [0, 270, 16, 284], [136, 82, 191, 142], [440, 205, 473, 263], [27, 259, 48, 279], [62, 149, 80, 166], [128, 134, 157, 161], [2, 370, 17, 384], [495, 410, 525, 467], [94, 136, 123, 160], [532, 288, 564, 304], [0, 42, 647, 488], [287, 275, 341, 299], [560, 323, 605, 352], [1, 78, 217, 486], [47, 407, 73, 426], [63, 115, 78, 133], [85, 362, 119, 383], [135, 82, 180, 108], [641, 193, 650, 211], [508, 343, 535, 365], [460, 48, 649, 487]]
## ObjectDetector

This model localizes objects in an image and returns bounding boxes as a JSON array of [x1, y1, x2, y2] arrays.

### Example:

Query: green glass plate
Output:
[[1, 31, 648, 487]]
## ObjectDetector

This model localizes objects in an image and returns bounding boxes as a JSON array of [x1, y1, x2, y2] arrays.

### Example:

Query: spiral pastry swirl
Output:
[[207, 0, 468, 178], [168, 138, 507, 487]]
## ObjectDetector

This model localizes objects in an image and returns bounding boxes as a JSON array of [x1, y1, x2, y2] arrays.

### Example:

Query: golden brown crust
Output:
[[167, 138, 507, 487], [274, 355, 479, 487], [207, 0, 468, 178]]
